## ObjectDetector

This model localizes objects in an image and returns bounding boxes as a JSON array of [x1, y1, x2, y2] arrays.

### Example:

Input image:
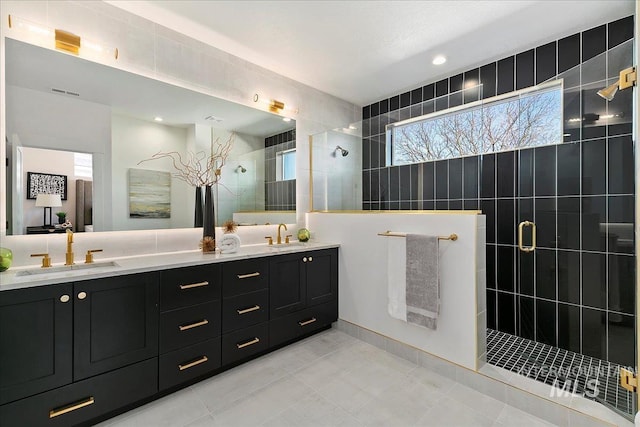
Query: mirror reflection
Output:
[[4, 38, 296, 235]]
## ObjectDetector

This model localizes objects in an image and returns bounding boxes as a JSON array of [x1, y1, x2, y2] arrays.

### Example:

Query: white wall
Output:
[[21, 147, 77, 229], [111, 114, 192, 230], [307, 212, 486, 370], [5, 84, 111, 231]]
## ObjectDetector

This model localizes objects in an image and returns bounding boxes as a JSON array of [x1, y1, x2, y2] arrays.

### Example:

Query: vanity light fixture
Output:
[[253, 93, 299, 116], [8, 14, 118, 60], [597, 67, 636, 101], [269, 99, 285, 113], [432, 55, 447, 65]]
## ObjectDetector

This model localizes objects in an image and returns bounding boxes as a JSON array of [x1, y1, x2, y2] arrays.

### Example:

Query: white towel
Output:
[[387, 237, 407, 321], [219, 234, 241, 253]]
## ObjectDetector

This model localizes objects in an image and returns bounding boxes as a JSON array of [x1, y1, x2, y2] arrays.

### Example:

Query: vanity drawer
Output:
[[160, 265, 221, 311], [160, 300, 222, 353], [0, 358, 157, 427], [222, 259, 269, 297], [269, 300, 338, 348], [159, 337, 221, 391], [221, 323, 269, 366], [222, 290, 268, 333]]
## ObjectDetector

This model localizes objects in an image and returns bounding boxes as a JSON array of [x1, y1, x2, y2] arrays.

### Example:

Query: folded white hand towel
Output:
[[219, 234, 241, 253]]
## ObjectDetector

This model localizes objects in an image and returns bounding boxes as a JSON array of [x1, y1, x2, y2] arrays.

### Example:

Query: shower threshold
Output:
[[486, 329, 635, 420]]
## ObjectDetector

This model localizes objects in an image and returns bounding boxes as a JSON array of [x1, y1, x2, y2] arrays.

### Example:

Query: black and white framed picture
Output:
[[27, 172, 68, 200]]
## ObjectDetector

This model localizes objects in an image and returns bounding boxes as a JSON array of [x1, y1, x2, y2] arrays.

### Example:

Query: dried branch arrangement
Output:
[[137, 131, 235, 187]]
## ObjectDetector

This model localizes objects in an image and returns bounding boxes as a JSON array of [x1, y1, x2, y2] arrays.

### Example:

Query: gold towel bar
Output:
[[377, 231, 458, 241]]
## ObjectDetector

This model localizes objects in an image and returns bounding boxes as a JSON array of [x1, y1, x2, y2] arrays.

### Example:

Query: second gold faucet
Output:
[[65, 229, 74, 265], [277, 223, 287, 245]]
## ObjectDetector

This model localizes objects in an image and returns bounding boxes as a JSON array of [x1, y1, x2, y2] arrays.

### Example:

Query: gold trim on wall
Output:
[[308, 210, 481, 215]]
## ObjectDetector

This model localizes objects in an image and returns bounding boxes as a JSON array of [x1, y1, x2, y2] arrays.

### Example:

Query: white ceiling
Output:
[[109, 0, 636, 106]]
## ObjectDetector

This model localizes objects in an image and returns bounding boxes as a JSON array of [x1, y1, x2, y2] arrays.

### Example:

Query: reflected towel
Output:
[[406, 234, 439, 330], [219, 234, 241, 253], [387, 236, 407, 321]]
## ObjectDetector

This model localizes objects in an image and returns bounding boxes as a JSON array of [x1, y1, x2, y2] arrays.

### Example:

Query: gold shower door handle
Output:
[[518, 221, 536, 253]]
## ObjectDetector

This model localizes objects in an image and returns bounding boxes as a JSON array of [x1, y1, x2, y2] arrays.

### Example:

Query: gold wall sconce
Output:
[[269, 99, 285, 113], [253, 93, 298, 118], [8, 14, 118, 60], [597, 67, 636, 101]]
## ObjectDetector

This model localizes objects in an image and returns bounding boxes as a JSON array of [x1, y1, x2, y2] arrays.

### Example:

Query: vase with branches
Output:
[[138, 130, 235, 253]]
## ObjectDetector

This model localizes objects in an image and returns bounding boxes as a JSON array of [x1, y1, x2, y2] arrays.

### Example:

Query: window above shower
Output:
[[387, 81, 563, 166]]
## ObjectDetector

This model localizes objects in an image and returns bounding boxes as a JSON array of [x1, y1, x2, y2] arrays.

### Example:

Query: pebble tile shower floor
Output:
[[486, 328, 634, 420], [96, 329, 558, 427]]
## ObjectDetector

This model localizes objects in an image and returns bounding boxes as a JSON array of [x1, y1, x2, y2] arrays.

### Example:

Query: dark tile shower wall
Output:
[[265, 129, 296, 211], [361, 16, 635, 366]]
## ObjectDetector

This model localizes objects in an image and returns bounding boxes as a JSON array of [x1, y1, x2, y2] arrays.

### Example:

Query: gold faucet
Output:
[[277, 223, 287, 245], [65, 229, 74, 265]]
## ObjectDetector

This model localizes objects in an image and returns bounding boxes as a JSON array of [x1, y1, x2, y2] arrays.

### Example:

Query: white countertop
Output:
[[0, 241, 339, 291]]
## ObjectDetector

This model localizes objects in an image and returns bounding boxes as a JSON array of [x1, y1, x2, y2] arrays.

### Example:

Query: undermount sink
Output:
[[15, 261, 119, 277]]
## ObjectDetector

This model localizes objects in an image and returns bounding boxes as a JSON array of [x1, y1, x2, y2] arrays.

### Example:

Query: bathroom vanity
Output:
[[0, 244, 338, 426]]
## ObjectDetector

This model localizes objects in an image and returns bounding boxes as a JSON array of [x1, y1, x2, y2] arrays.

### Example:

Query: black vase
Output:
[[202, 185, 216, 252], [194, 186, 203, 227]]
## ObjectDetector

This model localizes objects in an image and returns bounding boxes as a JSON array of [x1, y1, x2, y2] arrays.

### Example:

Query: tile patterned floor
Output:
[[486, 329, 634, 420], [96, 329, 559, 427]]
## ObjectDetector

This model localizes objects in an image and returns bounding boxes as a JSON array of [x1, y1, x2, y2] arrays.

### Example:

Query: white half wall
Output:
[[307, 212, 486, 370]]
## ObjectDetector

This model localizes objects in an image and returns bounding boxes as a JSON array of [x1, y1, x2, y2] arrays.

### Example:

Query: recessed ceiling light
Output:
[[348, 125, 357, 130], [282, 117, 292, 122], [432, 55, 447, 65], [154, 116, 163, 122]]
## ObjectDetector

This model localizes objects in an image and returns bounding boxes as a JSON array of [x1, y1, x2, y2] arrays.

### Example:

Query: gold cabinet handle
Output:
[[60, 295, 70, 303], [518, 221, 537, 253], [178, 355, 208, 371], [178, 319, 209, 331], [77, 291, 87, 300], [302, 257, 308, 263], [49, 396, 95, 418], [237, 337, 260, 349], [237, 305, 260, 315], [179, 281, 209, 290], [298, 317, 317, 327], [308, 256, 313, 262], [237, 272, 260, 279]]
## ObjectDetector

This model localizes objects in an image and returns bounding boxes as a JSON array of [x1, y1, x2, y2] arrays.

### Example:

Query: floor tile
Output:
[[417, 396, 495, 427], [95, 387, 208, 427], [96, 329, 568, 427]]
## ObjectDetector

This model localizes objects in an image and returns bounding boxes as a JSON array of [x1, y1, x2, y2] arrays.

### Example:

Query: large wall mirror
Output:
[[4, 38, 296, 235]]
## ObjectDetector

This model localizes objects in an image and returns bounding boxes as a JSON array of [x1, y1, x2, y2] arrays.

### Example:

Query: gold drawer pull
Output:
[[237, 305, 260, 315], [237, 272, 260, 279], [237, 337, 260, 349], [178, 319, 209, 331], [49, 396, 95, 418], [179, 281, 209, 290], [178, 355, 208, 371], [298, 317, 317, 327]]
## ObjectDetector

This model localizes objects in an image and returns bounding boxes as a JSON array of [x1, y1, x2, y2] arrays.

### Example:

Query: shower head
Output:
[[596, 67, 637, 101], [237, 165, 247, 173], [335, 145, 349, 157]]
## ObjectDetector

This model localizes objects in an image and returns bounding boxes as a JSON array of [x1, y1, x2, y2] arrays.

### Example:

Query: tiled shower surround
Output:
[[265, 129, 296, 211], [361, 16, 635, 367]]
